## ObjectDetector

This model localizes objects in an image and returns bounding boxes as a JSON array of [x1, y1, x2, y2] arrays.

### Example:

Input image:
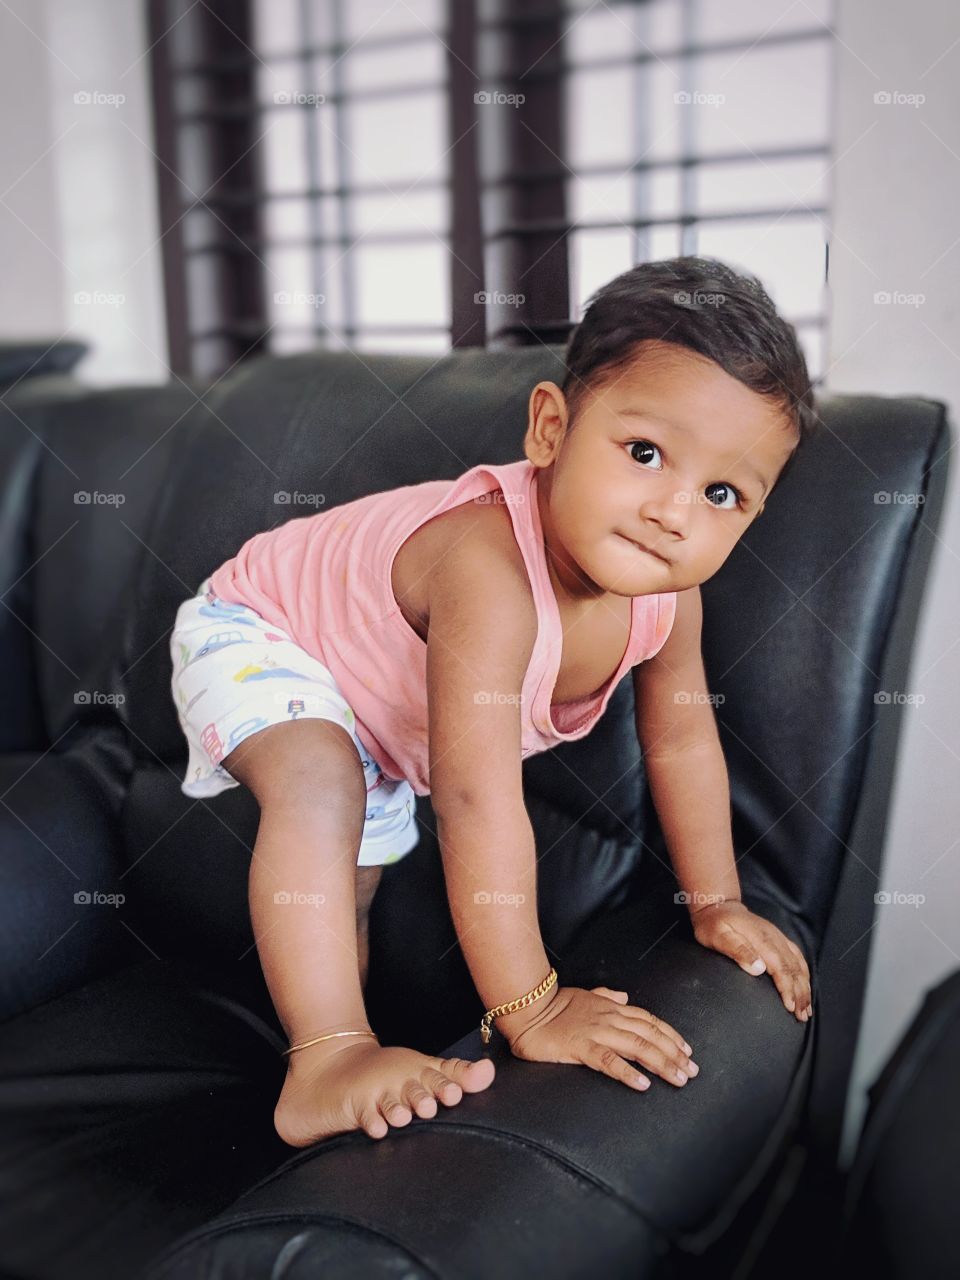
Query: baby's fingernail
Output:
[[787, 997, 795, 1011], [748, 959, 765, 974], [682, 1042, 692, 1054]]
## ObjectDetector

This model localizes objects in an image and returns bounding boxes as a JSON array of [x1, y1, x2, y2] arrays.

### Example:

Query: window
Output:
[[480, 0, 834, 380], [150, 0, 454, 378], [149, 0, 834, 383]]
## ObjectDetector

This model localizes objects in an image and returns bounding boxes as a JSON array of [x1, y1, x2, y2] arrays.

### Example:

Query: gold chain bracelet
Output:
[[480, 967, 558, 1044]]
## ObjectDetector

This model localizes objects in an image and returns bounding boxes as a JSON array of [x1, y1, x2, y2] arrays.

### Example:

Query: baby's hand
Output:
[[690, 900, 812, 1022], [501, 985, 698, 1091]]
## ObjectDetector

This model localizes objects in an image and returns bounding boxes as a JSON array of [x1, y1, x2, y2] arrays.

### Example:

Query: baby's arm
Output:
[[633, 585, 812, 1020], [425, 529, 548, 1033], [425, 526, 697, 1089], [632, 586, 743, 907]]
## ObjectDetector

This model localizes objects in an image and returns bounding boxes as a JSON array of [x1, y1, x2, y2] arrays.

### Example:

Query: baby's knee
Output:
[[224, 718, 365, 810]]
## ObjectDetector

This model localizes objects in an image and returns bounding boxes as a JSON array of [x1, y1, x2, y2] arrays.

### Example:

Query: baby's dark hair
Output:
[[561, 256, 820, 495]]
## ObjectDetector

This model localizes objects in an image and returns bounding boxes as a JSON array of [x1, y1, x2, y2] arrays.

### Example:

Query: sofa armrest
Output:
[[139, 893, 814, 1279]]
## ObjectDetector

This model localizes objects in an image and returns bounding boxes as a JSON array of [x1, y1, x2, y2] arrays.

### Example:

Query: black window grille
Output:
[[148, 0, 834, 383]]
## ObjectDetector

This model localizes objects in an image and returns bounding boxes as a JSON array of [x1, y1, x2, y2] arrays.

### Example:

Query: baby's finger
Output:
[[785, 937, 809, 977], [784, 941, 813, 1016], [582, 1040, 651, 1092], [614, 1003, 694, 1056], [718, 928, 768, 977], [757, 939, 805, 1015], [591, 986, 630, 1005], [607, 1021, 698, 1087]]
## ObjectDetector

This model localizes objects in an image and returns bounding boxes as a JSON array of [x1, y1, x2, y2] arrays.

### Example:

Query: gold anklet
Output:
[[480, 967, 558, 1044], [283, 1029, 378, 1056]]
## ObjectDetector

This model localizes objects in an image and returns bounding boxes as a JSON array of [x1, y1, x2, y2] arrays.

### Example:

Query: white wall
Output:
[[828, 0, 960, 1164], [0, 0, 167, 383], [0, 0, 64, 336]]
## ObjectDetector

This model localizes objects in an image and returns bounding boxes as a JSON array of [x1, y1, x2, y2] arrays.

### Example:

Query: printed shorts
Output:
[[168, 576, 420, 867]]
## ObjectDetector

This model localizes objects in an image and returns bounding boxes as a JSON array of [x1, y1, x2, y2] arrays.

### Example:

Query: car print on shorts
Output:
[[200, 722, 226, 765], [198, 591, 288, 639], [285, 692, 338, 719], [190, 630, 251, 662]]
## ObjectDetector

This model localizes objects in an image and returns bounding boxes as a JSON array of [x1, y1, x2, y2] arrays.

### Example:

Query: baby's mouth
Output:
[[619, 533, 671, 566]]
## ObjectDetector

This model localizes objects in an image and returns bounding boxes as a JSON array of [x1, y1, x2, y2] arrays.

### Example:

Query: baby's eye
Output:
[[627, 440, 662, 468], [626, 440, 744, 511], [703, 482, 741, 511]]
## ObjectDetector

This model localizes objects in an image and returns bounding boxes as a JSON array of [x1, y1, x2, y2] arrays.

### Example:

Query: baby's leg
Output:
[[221, 719, 494, 1147], [354, 865, 381, 990]]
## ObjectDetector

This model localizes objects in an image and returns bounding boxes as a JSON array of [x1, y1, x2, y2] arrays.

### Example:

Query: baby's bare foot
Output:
[[274, 1039, 496, 1148]]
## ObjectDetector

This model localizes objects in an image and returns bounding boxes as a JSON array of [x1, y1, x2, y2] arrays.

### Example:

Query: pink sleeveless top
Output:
[[209, 458, 677, 796]]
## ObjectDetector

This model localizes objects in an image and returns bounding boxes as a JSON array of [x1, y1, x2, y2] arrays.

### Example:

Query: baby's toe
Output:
[[440, 1056, 496, 1093], [379, 1095, 413, 1127], [403, 1079, 438, 1119], [422, 1067, 462, 1105], [358, 1105, 388, 1140]]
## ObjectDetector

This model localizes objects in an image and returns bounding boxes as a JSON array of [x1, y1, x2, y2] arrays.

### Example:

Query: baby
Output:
[[170, 255, 817, 1150]]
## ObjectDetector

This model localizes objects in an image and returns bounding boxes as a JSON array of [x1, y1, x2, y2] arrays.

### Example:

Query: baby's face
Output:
[[525, 340, 798, 598]]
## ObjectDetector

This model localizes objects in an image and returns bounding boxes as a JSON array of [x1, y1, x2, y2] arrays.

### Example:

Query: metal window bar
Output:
[[149, 0, 455, 376]]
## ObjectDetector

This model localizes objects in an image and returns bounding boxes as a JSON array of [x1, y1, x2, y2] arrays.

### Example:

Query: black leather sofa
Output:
[[0, 345, 950, 1279], [837, 966, 960, 1279], [0, 338, 89, 398]]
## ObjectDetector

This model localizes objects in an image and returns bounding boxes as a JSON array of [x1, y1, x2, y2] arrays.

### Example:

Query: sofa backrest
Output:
[[0, 379, 203, 751]]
